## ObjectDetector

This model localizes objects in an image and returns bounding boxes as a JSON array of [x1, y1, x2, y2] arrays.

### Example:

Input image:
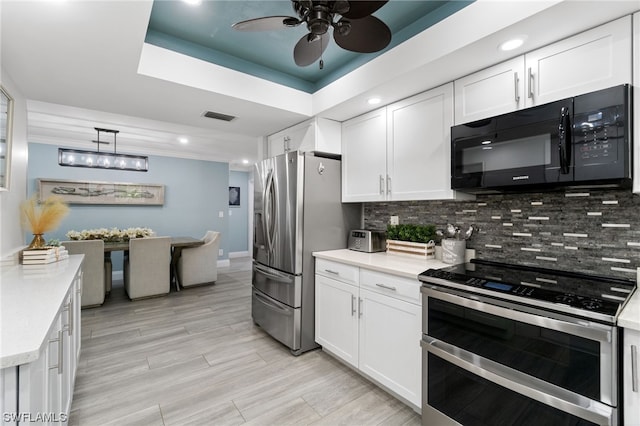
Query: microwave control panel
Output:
[[574, 107, 620, 165]]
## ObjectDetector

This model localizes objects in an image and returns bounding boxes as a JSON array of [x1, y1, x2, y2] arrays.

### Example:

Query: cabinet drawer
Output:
[[315, 258, 359, 286], [360, 268, 420, 304]]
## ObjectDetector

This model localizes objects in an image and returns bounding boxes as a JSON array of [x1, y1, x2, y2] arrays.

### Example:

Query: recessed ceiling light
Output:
[[182, 0, 202, 5], [178, 137, 189, 144], [367, 97, 381, 105], [498, 36, 527, 52], [242, 159, 249, 165]]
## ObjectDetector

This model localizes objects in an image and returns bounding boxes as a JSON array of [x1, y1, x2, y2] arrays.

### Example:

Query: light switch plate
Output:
[[219, 211, 224, 218]]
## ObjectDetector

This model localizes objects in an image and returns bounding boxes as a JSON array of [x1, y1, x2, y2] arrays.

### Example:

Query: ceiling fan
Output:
[[231, 0, 391, 68]]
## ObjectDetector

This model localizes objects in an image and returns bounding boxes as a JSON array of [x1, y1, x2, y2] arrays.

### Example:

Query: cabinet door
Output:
[[624, 328, 640, 426], [311, 117, 341, 155], [454, 56, 525, 124], [387, 83, 457, 201], [525, 16, 632, 106], [341, 108, 387, 202], [358, 288, 421, 407], [268, 120, 315, 157], [315, 274, 359, 368]]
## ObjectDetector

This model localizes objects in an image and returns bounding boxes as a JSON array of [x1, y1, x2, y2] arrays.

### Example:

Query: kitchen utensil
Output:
[[445, 223, 456, 238], [463, 225, 475, 240]]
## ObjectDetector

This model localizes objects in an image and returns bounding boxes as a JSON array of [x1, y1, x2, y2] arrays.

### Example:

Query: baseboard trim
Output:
[[229, 251, 250, 259]]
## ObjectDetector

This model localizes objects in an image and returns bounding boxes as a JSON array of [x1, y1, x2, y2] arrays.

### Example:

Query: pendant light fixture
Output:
[[58, 127, 148, 172]]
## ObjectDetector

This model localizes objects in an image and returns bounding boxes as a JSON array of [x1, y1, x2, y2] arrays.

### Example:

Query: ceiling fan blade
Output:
[[231, 16, 298, 31], [294, 33, 329, 66], [341, 1, 388, 19], [334, 16, 391, 53]]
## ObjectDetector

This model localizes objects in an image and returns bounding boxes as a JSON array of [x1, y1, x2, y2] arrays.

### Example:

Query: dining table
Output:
[[103, 236, 204, 292]]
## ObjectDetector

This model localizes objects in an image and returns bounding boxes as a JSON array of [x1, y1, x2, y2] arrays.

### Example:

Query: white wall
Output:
[[0, 69, 28, 259]]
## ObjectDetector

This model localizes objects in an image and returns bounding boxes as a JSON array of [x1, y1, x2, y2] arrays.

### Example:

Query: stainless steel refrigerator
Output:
[[252, 151, 360, 355]]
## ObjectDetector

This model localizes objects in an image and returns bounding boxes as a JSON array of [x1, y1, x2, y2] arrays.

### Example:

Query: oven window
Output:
[[428, 298, 600, 400], [461, 134, 551, 174], [427, 353, 598, 426]]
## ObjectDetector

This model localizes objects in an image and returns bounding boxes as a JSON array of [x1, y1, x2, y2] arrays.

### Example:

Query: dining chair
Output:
[[62, 239, 105, 308], [177, 231, 221, 287], [124, 236, 171, 300]]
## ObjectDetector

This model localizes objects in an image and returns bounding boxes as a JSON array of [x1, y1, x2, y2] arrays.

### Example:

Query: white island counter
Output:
[[0, 255, 83, 368], [0, 255, 83, 424]]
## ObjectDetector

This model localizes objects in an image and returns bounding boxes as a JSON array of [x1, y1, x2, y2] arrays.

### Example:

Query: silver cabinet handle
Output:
[[527, 67, 534, 99], [379, 175, 384, 195], [63, 299, 73, 336], [375, 283, 397, 291], [514, 72, 520, 102], [324, 269, 339, 276], [351, 295, 356, 316], [632, 345, 638, 392], [387, 175, 392, 195], [284, 136, 291, 152], [48, 329, 63, 375], [358, 297, 363, 318]]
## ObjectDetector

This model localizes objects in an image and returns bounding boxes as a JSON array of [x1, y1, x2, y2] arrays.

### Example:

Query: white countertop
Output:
[[619, 287, 640, 331], [0, 255, 83, 369], [313, 249, 451, 279]]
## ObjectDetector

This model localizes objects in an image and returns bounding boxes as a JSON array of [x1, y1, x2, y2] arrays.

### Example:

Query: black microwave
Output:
[[451, 84, 632, 193]]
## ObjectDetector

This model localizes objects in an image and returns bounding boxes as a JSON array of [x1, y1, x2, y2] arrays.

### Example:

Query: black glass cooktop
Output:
[[419, 259, 636, 321]]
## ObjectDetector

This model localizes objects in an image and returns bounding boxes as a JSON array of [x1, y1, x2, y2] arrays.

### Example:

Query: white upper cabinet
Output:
[[526, 15, 631, 106], [341, 108, 388, 202], [454, 16, 632, 124], [454, 56, 526, 124], [342, 83, 471, 203], [267, 117, 341, 158], [387, 84, 458, 201]]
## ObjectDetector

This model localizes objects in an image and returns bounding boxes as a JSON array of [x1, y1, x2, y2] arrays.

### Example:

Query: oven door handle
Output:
[[422, 337, 615, 426], [424, 287, 612, 343]]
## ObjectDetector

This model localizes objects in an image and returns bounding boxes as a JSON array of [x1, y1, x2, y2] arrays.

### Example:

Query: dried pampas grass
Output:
[[21, 195, 70, 235]]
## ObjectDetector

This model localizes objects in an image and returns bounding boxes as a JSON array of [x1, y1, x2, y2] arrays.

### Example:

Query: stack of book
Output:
[[21, 246, 69, 265]]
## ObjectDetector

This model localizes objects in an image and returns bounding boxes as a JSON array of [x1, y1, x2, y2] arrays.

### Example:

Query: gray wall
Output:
[[27, 143, 231, 271], [365, 189, 640, 280]]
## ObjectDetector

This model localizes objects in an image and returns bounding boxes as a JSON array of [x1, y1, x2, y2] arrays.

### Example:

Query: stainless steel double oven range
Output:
[[419, 259, 636, 425]]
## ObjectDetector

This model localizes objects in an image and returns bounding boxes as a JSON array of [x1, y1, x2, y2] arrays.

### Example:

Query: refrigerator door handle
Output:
[[264, 169, 276, 259], [254, 263, 293, 283], [254, 290, 291, 315]]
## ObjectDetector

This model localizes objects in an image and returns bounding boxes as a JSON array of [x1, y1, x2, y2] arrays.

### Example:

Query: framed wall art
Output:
[[38, 178, 165, 205], [229, 186, 240, 207], [0, 85, 14, 191]]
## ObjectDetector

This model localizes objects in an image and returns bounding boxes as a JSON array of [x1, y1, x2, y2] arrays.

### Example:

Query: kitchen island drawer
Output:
[[360, 268, 420, 304], [316, 258, 359, 285]]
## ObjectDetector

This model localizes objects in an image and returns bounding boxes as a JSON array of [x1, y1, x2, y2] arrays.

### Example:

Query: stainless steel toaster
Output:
[[348, 230, 386, 253]]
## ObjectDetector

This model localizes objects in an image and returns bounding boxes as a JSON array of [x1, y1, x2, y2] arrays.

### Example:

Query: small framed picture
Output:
[[229, 186, 240, 207]]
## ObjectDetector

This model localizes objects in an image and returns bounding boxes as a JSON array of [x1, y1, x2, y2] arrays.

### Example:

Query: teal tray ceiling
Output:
[[145, 0, 473, 93]]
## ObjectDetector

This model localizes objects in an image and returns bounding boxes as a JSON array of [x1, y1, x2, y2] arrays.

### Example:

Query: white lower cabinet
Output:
[[4, 265, 82, 425], [624, 328, 640, 426], [315, 259, 422, 409]]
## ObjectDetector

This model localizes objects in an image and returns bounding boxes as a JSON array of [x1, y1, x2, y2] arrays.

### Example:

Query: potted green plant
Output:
[[386, 224, 437, 259]]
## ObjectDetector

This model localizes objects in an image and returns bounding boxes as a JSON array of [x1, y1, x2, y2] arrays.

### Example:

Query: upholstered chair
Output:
[[124, 236, 171, 300], [62, 239, 105, 308], [177, 231, 221, 287]]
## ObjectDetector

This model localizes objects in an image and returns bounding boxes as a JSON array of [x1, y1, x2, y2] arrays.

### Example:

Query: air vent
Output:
[[203, 111, 236, 122]]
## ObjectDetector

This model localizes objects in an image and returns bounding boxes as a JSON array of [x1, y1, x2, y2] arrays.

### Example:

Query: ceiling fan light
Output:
[[334, 20, 351, 36]]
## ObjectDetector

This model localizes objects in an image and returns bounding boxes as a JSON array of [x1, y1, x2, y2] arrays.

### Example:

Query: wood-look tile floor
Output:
[[70, 258, 421, 426]]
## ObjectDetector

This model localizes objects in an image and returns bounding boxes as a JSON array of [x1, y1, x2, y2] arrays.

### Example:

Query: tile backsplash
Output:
[[364, 189, 640, 280]]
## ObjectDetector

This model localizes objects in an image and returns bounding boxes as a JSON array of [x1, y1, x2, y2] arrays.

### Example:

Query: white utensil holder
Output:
[[442, 239, 466, 264]]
